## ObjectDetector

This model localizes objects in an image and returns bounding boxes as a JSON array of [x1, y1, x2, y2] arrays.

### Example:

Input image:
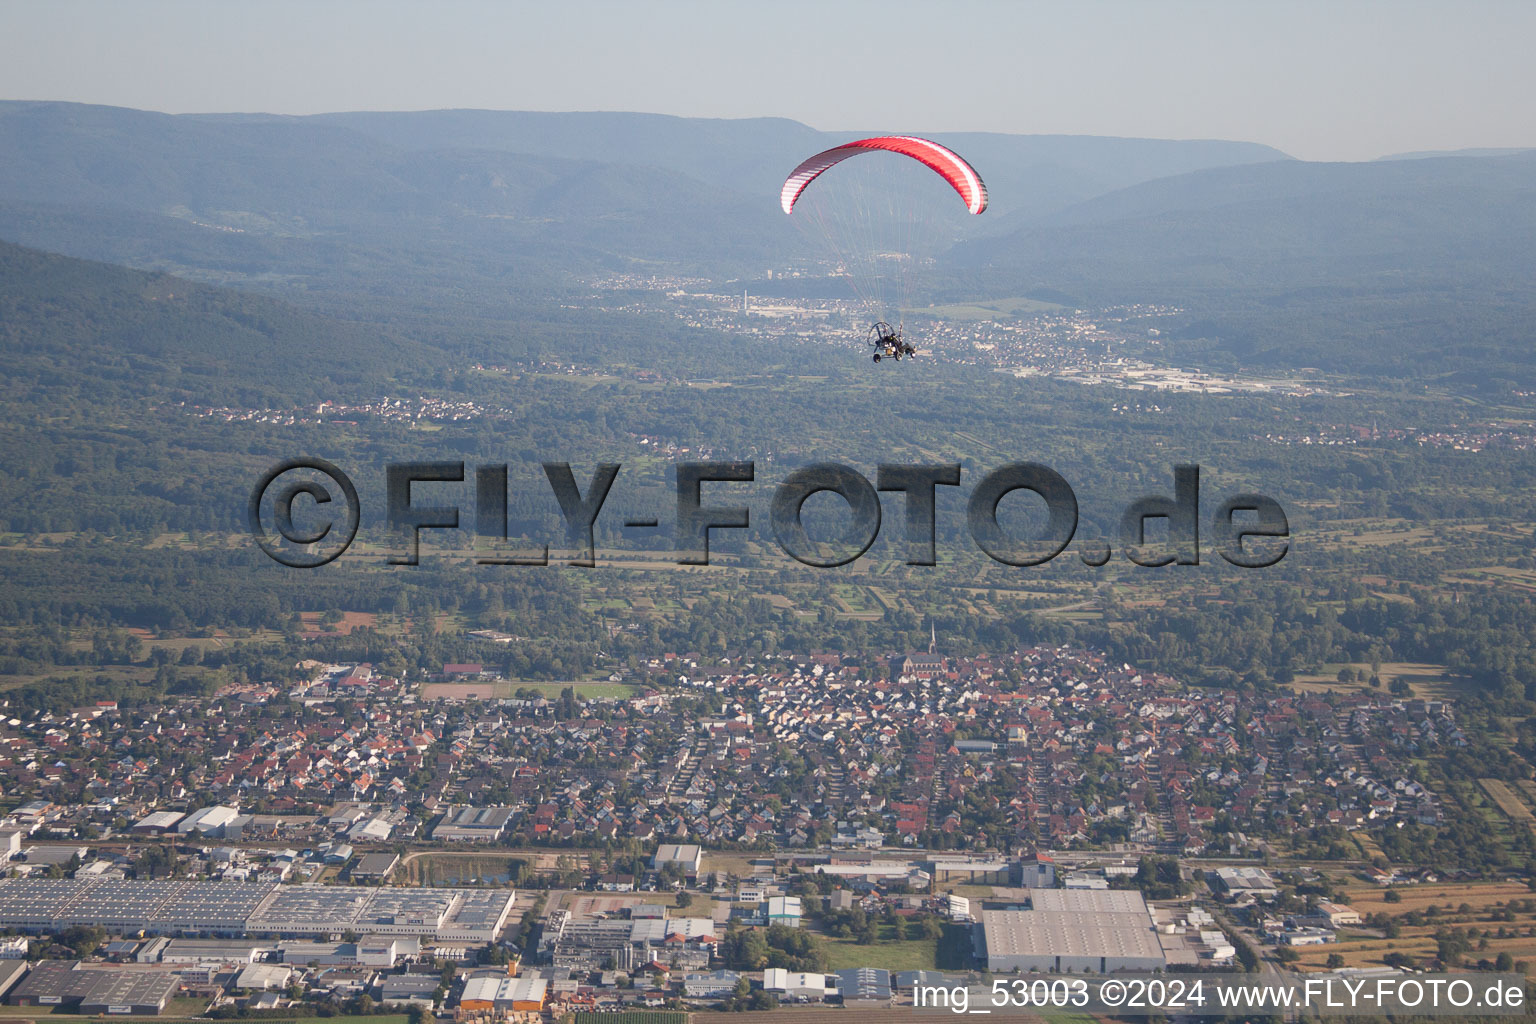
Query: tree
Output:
[[675, 889, 693, 909], [56, 925, 106, 958], [1326, 953, 1345, 969]]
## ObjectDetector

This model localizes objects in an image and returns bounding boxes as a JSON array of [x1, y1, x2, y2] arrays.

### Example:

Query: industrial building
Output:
[[233, 964, 292, 991], [249, 886, 514, 942], [1019, 855, 1056, 888], [9, 961, 179, 1015], [457, 975, 547, 1012], [245, 886, 370, 935], [157, 939, 263, 964], [981, 889, 1166, 973], [762, 968, 834, 1001], [178, 805, 240, 836], [835, 968, 892, 1007], [927, 855, 1011, 885], [131, 811, 185, 834], [379, 973, 440, 1007], [0, 879, 513, 943], [0, 962, 26, 1001], [683, 970, 740, 999], [651, 843, 702, 877], [1210, 866, 1278, 899], [549, 919, 634, 971], [431, 806, 514, 842], [765, 895, 801, 927], [377, 976, 439, 1007], [350, 852, 400, 881], [276, 939, 414, 967], [0, 879, 267, 936]]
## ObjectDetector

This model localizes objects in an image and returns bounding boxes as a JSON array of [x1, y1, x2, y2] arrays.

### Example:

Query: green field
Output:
[[512, 680, 640, 699], [823, 935, 938, 971]]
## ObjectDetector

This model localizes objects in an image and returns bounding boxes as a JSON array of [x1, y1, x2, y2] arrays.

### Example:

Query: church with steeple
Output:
[[898, 620, 946, 679]]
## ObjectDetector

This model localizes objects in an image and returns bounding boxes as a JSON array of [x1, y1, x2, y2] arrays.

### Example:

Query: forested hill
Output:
[[949, 151, 1536, 385], [0, 238, 442, 406]]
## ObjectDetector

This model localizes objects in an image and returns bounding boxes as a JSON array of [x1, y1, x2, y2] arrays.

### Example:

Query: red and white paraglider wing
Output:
[[780, 135, 988, 215]]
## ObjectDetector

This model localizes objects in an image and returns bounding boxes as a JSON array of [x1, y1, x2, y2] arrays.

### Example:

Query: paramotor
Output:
[[781, 136, 988, 363]]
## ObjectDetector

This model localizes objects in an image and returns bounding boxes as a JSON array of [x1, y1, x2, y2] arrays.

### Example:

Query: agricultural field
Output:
[[1287, 661, 1455, 698], [1293, 881, 1536, 974], [1290, 879, 1536, 974], [1340, 880, 1532, 916], [1480, 779, 1536, 837], [830, 584, 883, 620], [1289, 923, 1536, 975], [295, 610, 379, 636]]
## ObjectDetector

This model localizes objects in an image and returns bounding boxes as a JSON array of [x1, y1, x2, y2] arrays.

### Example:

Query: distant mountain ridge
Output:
[[0, 101, 1292, 288], [295, 109, 1292, 219], [951, 151, 1536, 382], [3, 101, 1533, 383], [1377, 146, 1535, 161]]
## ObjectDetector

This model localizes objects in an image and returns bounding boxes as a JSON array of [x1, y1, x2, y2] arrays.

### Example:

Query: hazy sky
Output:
[[3, 0, 1533, 162]]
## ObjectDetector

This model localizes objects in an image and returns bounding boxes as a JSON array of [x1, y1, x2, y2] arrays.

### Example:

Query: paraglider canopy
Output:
[[781, 136, 989, 216]]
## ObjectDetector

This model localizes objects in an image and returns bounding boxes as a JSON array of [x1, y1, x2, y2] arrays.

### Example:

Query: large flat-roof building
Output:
[[10, 962, 178, 1015], [431, 806, 514, 842], [762, 968, 834, 1001], [834, 968, 892, 1007], [1211, 866, 1278, 899], [457, 976, 547, 1012], [683, 970, 740, 999], [981, 889, 1166, 973], [0, 962, 26, 1001], [157, 939, 263, 965], [178, 805, 239, 837], [0, 879, 512, 943], [350, 852, 400, 882], [0, 879, 270, 936], [132, 812, 184, 834], [651, 844, 702, 877], [249, 886, 513, 942]]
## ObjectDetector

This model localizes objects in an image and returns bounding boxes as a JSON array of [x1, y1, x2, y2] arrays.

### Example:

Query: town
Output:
[[583, 272, 1344, 397], [0, 642, 1510, 1017]]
